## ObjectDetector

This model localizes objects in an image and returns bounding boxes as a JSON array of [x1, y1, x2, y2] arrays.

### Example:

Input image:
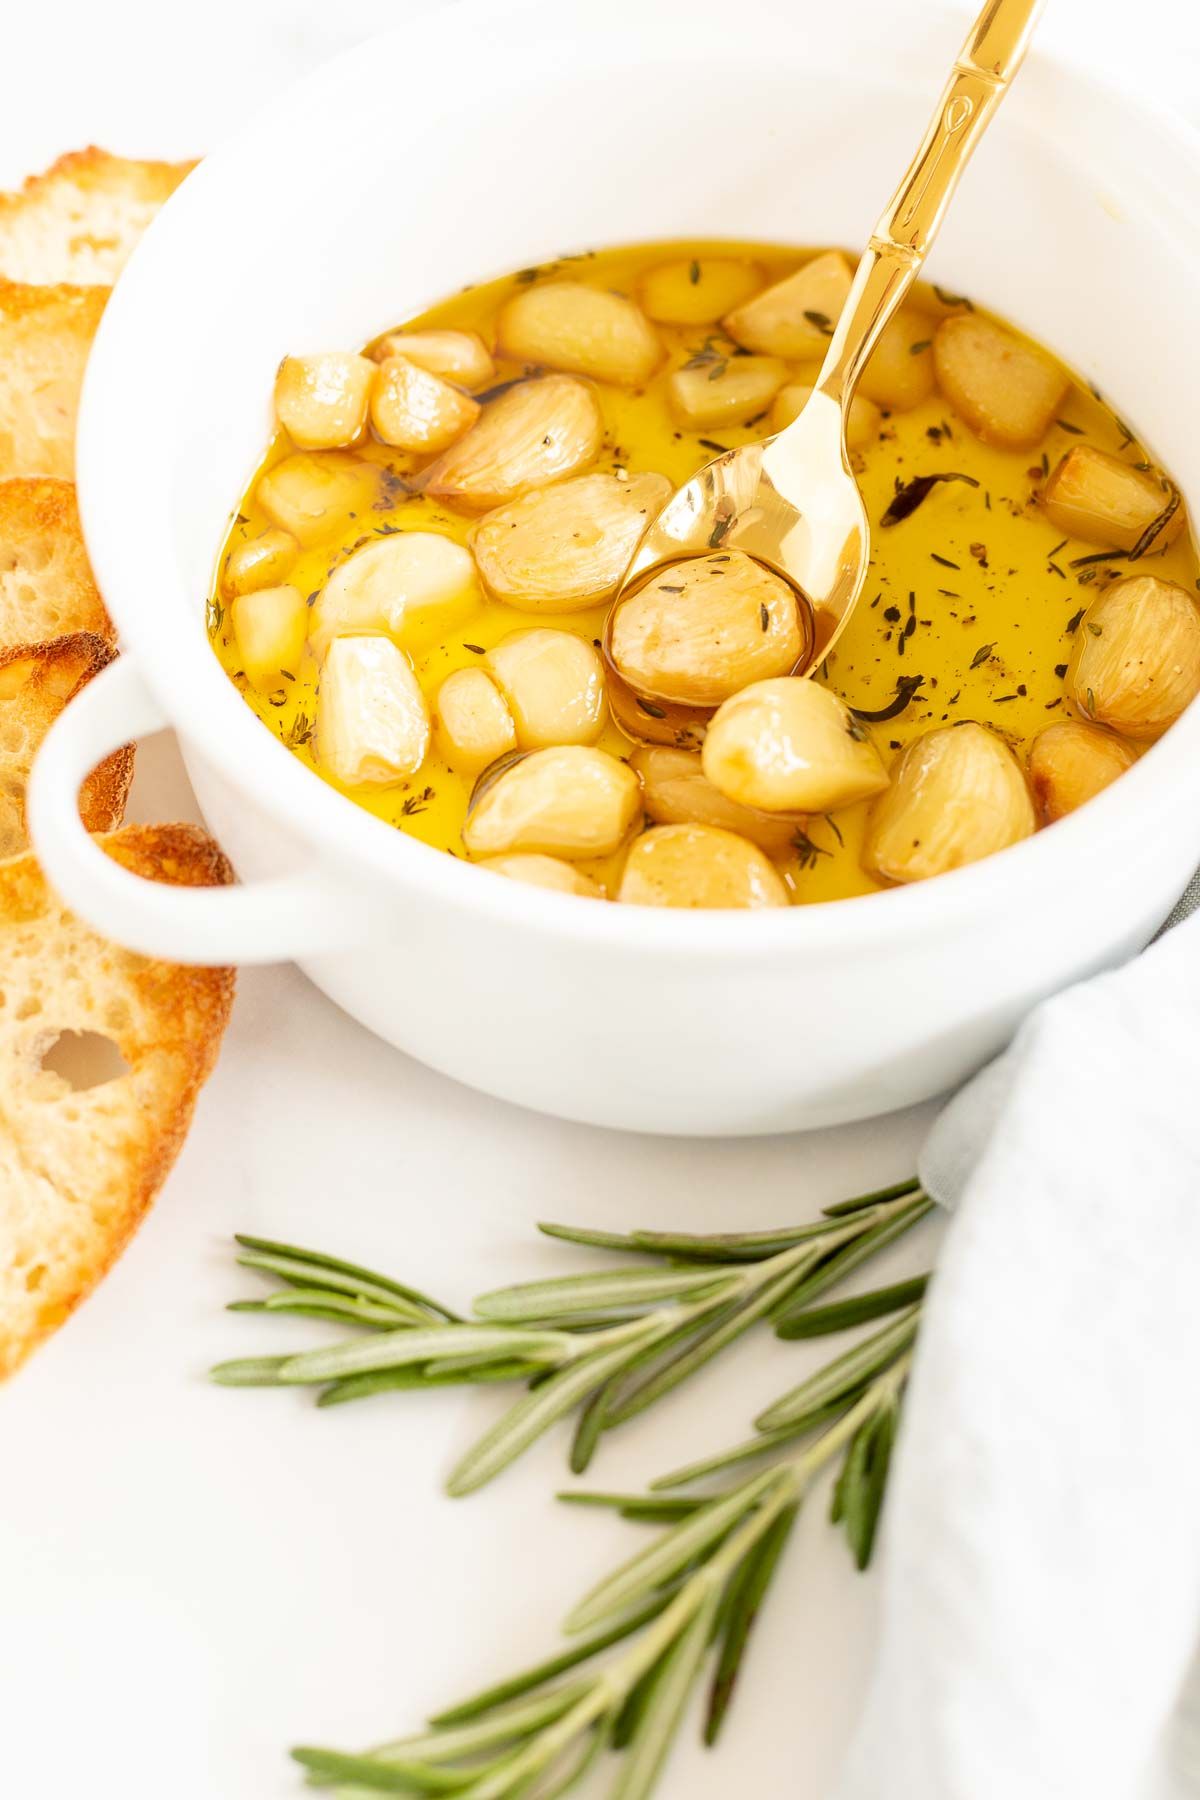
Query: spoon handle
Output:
[[810, 0, 1046, 413]]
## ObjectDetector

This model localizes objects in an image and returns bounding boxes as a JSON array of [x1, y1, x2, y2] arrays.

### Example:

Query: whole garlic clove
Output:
[[423, 376, 603, 513], [702, 677, 889, 813], [315, 635, 430, 787], [629, 745, 798, 852], [617, 823, 789, 910], [486, 630, 606, 748], [855, 307, 936, 412], [463, 746, 641, 859], [370, 355, 480, 453], [274, 352, 375, 449], [256, 451, 379, 547], [309, 532, 477, 660], [368, 328, 494, 390], [222, 528, 299, 598], [667, 356, 788, 431], [863, 723, 1035, 884], [496, 282, 663, 388], [1067, 575, 1200, 741], [1027, 719, 1137, 824], [609, 551, 803, 708], [722, 251, 853, 359], [1041, 447, 1185, 555], [471, 471, 671, 612], [231, 584, 307, 686], [638, 258, 764, 327], [933, 315, 1067, 448], [479, 854, 603, 898], [434, 667, 517, 776]]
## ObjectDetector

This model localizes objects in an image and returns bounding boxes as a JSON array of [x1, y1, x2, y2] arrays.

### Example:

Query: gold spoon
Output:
[[607, 0, 1045, 741]]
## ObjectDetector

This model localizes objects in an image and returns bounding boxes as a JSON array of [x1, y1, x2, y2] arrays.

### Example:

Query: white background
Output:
[[0, 3, 1197, 1796]]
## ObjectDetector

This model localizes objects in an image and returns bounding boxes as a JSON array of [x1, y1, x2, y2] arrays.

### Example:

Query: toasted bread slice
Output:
[[0, 822, 235, 1377], [0, 477, 113, 644], [0, 634, 133, 857], [0, 280, 108, 477], [0, 148, 195, 286]]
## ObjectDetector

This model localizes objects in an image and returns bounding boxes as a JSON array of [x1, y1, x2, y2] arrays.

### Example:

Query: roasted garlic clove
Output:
[[463, 745, 641, 858], [667, 356, 788, 431], [1067, 575, 1200, 740], [722, 251, 853, 359], [496, 282, 663, 387], [863, 723, 1035, 884], [770, 381, 881, 449], [471, 471, 671, 612], [315, 635, 430, 787], [609, 551, 802, 708], [274, 352, 375, 449], [629, 745, 798, 852], [370, 355, 480, 452], [231, 584, 307, 685], [222, 528, 299, 598], [369, 328, 494, 389], [479, 853, 603, 897], [486, 630, 606, 748], [933, 315, 1067, 448], [434, 667, 517, 775], [1041, 446, 1185, 554], [256, 451, 379, 547], [855, 307, 935, 412], [702, 677, 888, 813], [617, 823, 788, 910], [423, 376, 603, 512], [310, 532, 476, 660], [639, 258, 764, 327], [1027, 718, 1137, 824]]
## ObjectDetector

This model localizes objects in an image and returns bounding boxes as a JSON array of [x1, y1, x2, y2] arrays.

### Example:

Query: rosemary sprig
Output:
[[213, 1180, 933, 1495], [292, 1328, 917, 1794]]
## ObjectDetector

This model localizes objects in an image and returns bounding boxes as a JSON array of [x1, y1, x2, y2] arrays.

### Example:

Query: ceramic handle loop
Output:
[[27, 656, 359, 966]]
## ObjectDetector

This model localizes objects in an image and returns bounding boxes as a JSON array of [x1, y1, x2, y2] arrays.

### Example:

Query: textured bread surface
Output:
[[0, 148, 194, 286], [0, 633, 133, 856], [0, 823, 235, 1377], [0, 280, 108, 477], [0, 477, 113, 644]]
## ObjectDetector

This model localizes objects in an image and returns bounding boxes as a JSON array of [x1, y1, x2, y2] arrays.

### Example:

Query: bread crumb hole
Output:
[[24, 1263, 47, 1293], [39, 1030, 129, 1091]]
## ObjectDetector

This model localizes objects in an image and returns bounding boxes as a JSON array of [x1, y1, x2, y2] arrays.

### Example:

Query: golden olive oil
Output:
[[209, 242, 1198, 903]]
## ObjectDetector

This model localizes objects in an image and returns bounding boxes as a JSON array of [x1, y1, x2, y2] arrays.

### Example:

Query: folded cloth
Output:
[[834, 899, 1200, 1800]]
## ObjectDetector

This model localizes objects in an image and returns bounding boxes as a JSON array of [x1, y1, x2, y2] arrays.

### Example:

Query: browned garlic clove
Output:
[[609, 551, 803, 709], [1067, 575, 1200, 740], [617, 823, 788, 909], [702, 678, 888, 813], [1027, 718, 1137, 824], [863, 722, 1035, 883], [423, 376, 603, 513]]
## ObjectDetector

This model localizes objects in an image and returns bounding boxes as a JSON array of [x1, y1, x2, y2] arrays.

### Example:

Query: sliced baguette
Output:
[[0, 634, 133, 857], [0, 280, 108, 477], [0, 822, 235, 1377], [0, 477, 113, 644], [0, 148, 194, 286]]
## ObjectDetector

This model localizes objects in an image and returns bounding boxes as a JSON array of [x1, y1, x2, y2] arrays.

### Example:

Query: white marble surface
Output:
[[0, 4, 1196, 1796]]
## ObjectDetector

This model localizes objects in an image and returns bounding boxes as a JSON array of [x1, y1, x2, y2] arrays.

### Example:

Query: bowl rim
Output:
[[73, 0, 1200, 956]]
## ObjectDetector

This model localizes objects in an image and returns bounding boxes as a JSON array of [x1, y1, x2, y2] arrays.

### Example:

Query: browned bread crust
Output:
[[0, 823, 235, 1376], [0, 633, 133, 856], [0, 148, 195, 285]]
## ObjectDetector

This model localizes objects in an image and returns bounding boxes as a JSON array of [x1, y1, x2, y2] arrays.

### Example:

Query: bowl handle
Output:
[[28, 656, 361, 966]]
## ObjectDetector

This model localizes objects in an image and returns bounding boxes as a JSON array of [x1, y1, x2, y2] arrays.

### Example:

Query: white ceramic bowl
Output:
[[28, 0, 1200, 1135]]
